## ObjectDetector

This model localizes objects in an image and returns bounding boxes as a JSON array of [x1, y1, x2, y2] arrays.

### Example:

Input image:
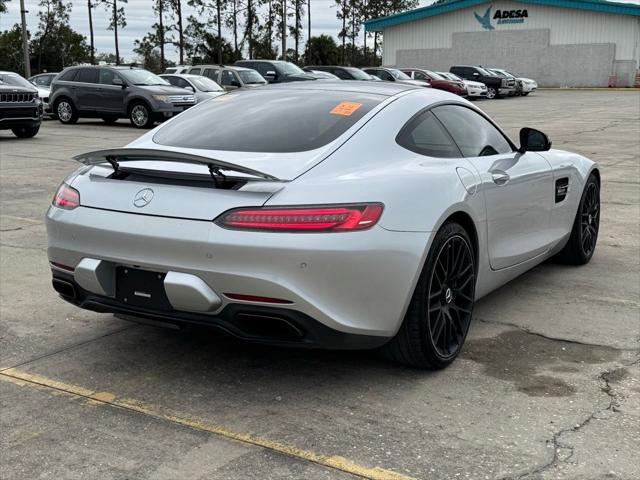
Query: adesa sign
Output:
[[474, 6, 529, 30]]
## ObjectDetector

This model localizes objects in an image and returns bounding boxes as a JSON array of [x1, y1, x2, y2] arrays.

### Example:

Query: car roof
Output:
[[190, 65, 253, 72], [266, 80, 420, 97], [160, 73, 202, 79]]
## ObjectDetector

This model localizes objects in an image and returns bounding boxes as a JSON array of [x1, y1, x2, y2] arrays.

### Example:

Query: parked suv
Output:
[[450, 65, 515, 99], [50, 66, 196, 128], [234, 60, 317, 83], [0, 71, 43, 138], [187, 65, 267, 90]]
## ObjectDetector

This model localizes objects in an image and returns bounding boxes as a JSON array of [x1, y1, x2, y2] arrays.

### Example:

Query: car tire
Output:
[[522, 92, 530, 96], [381, 222, 476, 369], [11, 125, 40, 138], [486, 87, 497, 100], [555, 174, 600, 265], [102, 116, 119, 125], [129, 102, 154, 129], [55, 98, 78, 124]]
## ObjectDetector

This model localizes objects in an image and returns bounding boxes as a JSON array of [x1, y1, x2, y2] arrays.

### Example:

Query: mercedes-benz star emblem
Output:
[[133, 188, 154, 208]]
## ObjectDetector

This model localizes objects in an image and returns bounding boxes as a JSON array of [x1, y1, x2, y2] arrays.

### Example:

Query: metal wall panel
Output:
[[382, 1, 639, 65]]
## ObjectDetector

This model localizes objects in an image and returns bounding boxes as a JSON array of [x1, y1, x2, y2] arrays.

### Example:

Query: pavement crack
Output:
[[502, 356, 639, 480], [475, 317, 636, 351]]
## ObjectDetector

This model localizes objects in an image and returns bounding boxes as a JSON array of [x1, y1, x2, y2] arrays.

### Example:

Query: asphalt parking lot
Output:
[[1, 90, 638, 480]]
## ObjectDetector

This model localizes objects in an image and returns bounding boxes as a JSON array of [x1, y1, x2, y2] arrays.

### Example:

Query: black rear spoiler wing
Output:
[[73, 148, 280, 181]]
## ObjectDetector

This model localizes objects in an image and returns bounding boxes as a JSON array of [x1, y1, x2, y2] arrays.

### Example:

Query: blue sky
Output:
[[2, 0, 639, 62]]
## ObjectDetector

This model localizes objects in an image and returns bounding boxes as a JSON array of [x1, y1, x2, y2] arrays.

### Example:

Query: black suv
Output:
[[234, 60, 317, 83], [50, 66, 197, 128], [303, 66, 374, 81], [0, 71, 43, 138], [450, 65, 515, 99]]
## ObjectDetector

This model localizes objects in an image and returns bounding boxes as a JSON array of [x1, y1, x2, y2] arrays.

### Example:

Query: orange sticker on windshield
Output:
[[330, 101, 362, 116]]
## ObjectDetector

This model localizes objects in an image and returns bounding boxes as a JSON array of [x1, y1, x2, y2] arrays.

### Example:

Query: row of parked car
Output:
[[1, 60, 537, 138]]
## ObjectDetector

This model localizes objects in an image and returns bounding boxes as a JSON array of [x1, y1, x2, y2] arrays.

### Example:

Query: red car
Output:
[[401, 69, 467, 96]]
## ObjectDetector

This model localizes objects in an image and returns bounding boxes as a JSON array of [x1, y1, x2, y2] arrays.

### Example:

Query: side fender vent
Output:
[[555, 178, 569, 203]]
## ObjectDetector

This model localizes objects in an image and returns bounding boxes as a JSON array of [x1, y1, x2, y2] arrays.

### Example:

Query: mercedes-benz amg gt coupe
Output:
[[46, 82, 600, 369]]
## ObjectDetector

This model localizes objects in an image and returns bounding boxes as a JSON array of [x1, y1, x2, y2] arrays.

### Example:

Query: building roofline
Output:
[[364, 0, 640, 31]]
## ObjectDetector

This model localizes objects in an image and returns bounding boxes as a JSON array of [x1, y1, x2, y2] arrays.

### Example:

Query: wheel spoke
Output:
[[432, 311, 446, 344]]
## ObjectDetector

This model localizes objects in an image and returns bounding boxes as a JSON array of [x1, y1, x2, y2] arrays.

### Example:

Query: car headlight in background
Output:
[[152, 95, 169, 103]]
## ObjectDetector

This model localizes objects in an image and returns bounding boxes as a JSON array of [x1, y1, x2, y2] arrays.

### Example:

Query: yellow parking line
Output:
[[0, 368, 415, 480]]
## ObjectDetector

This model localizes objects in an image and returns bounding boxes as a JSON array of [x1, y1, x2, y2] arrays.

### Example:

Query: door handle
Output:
[[491, 171, 510, 185]]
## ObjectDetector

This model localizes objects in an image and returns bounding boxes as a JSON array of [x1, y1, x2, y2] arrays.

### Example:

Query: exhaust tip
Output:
[[52, 278, 76, 300], [235, 313, 304, 340]]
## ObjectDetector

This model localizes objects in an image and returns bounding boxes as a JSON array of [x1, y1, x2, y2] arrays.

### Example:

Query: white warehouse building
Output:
[[364, 0, 640, 87]]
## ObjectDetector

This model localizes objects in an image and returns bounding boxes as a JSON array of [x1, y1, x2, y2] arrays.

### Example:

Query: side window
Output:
[[76, 68, 99, 83], [332, 69, 350, 80], [189, 68, 201, 75], [163, 76, 179, 87], [433, 105, 513, 157], [59, 69, 78, 81], [396, 110, 461, 158], [99, 69, 116, 85], [177, 78, 191, 89], [414, 71, 429, 81], [34, 76, 50, 86], [378, 70, 394, 81], [203, 68, 219, 79], [251, 63, 269, 76], [220, 70, 238, 86]]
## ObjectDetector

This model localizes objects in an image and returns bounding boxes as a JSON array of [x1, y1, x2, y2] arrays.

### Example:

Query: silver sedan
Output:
[[46, 82, 600, 369], [159, 73, 227, 103]]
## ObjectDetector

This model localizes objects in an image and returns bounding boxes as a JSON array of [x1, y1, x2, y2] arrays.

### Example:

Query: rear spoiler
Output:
[[73, 148, 280, 181]]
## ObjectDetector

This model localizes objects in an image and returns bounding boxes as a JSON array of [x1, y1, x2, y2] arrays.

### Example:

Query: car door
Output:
[[74, 68, 101, 111], [433, 104, 555, 270], [96, 68, 126, 113]]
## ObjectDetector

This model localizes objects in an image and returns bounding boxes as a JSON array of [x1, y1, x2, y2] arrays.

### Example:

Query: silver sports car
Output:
[[46, 82, 600, 369]]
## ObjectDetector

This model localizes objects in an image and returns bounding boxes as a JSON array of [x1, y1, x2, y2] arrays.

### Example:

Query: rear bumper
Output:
[[46, 205, 428, 340], [51, 271, 388, 349]]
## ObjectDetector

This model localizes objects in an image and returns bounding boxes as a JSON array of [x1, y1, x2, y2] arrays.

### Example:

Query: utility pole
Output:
[[20, 0, 31, 77], [281, 0, 286, 61], [88, 0, 95, 64], [307, 0, 310, 45], [113, 0, 120, 65], [216, 0, 222, 64]]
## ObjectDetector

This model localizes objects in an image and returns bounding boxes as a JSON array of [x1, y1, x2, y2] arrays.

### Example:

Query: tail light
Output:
[[216, 203, 384, 232], [52, 183, 80, 210]]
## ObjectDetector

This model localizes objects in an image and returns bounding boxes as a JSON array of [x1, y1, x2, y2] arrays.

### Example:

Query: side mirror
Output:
[[472, 72, 479, 77], [264, 70, 277, 81], [112, 77, 125, 88], [519, 127, 552, 152]]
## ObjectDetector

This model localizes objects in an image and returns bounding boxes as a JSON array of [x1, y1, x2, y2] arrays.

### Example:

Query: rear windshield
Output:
[[153, 89, 384, 153]]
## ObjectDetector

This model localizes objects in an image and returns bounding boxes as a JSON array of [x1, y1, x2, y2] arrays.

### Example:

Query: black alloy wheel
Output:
[[382, 222, 476, 369], [580, 181, 600, 257], [555, 174, 600, 265], [427, 235, 475, 359]]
